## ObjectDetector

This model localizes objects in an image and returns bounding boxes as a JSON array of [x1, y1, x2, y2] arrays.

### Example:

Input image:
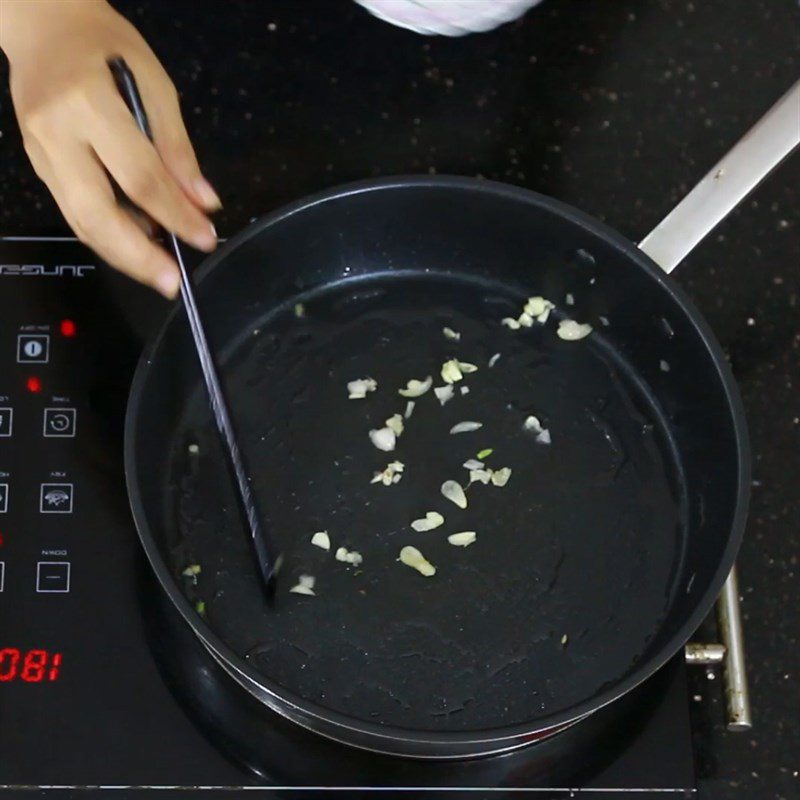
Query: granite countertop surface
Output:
[[1, 0, 797, 797]]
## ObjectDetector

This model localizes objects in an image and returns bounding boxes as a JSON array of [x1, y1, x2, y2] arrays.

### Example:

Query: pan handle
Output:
[[639, 79, 800, 273]]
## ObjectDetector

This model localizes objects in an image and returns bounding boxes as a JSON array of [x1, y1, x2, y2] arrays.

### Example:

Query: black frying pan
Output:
[[125, 84, 798, 758]]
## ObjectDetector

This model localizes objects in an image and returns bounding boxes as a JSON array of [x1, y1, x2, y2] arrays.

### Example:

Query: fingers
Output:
[[34, 141, 181, 298], [88, 74, 217, 252], [133, 59, 222, 212]]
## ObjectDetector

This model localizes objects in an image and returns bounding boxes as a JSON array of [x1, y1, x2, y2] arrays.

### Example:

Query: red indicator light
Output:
[[26, 376, 42, 393], [0, 533, 4, 547], [0, 648, 62, 682], [60, 319, 76, 337]]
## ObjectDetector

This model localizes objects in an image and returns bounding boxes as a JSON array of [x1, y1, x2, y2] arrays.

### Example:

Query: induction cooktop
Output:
[[0, 237, 695, 798]]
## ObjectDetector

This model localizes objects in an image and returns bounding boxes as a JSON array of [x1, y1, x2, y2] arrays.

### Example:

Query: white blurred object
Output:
[[354, 0, 544, 36]]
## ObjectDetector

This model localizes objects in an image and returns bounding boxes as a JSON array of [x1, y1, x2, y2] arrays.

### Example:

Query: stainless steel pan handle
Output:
[[643, 81, 799, 733], [639, 79, 800, 273]]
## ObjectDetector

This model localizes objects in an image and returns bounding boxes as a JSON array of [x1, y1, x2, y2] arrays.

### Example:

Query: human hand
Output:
[[0, 0, 220, 297]]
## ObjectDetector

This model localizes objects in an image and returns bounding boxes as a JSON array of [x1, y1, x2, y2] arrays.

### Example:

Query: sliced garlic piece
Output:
[[488, 352, 501, 368], [399, 546, 436, 577], [290, 574, 316, 595], [311, 531, 330, 550], [565, 293, 575, 306], [524, 415, 544, 434], [448, 531, 477, 547], [501, 317, 521, 330], [441, 480, 468, 509], [404, 400, 416, 418], [294, 303, 306, 318], [371, 460, 405, 486], [441, 359, 463, 384], [458, 361, 478, 374], [443, 326, 461, 341], [525, 296, 555, 322], [369, 426, 396, 452], [411, 511, 445, 532], [518, 312, 534, 328], [460, 386, 470, 396], [557, 319, 593, 341], [398, 376, 433, 398], [450, 421, 482, 434], [536, 429, 551, 445], [469, 469, 493, 485], [385, 413, 404, 437], [491, 467, 512, 487], [434, 385, 455, 405], [463, 459, 485, 470], [347, 377, 377, 399], [334, 547, 363, 566]]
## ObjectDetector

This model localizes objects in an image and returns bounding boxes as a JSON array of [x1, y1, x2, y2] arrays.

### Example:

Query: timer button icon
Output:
[[43, 407, 77, 438], [17, 334, 50, 364], [0, 483, 8, 513]]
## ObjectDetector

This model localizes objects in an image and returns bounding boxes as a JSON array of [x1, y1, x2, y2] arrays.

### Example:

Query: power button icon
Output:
[[17, 334, 50, 364]]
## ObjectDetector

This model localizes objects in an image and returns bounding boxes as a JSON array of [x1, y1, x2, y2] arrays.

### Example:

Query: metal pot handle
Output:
[[639, 79, 800, 273]]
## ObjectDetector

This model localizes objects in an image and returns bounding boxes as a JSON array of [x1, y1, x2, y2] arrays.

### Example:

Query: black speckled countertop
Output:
[[1, 0, 798, 797]]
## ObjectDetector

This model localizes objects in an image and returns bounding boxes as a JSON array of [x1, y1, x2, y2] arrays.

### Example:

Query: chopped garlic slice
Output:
[[469, 469, 493, 485], [369, 426, 396, 451], [294, 303, 306, 318], [460, 386, 470, 396], [565, 293, 575, 306], [411, 511, 445, 532], [371, 460, 405, 486], [441, 480, 468, 509], [347, 377, 377, 399], [399, 546, 436, 577], [524, 415, 551, 444], [463, 459, 484, 470], [448, 531, 477, 547], [404, 400, 416, 419], [182, 564, 201, 577], [385, 413, 404, 437], [443, 326, 461, 341], [488, 353, 501, 368], [450, 421, 482, 434], [502, 317, 521, 330], [434, 385, 455, 405], [290, 574, 316, 595], [525, 296, 555, 323], [311, 531, 330, 550], [441, 359, 463, 384], [557, 319, 593, 341], [398, 376, 433, 398], [335, 547, 363, 566], [524, 415, 544, 434], [519, 312, 534, 328], [491, 467, 512, 487]]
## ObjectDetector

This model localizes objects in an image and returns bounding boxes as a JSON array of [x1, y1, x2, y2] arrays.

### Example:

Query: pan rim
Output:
[[124, 174, 750, 749]]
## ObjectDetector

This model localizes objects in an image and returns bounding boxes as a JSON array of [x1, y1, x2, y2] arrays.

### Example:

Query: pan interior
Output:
[[166, 271, 686, 733]]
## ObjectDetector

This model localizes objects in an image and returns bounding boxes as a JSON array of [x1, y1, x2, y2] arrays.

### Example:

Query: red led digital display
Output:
[[0, 648, 62, 682], [26, 375, 42, 393], [60, 319, 77, 337]]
